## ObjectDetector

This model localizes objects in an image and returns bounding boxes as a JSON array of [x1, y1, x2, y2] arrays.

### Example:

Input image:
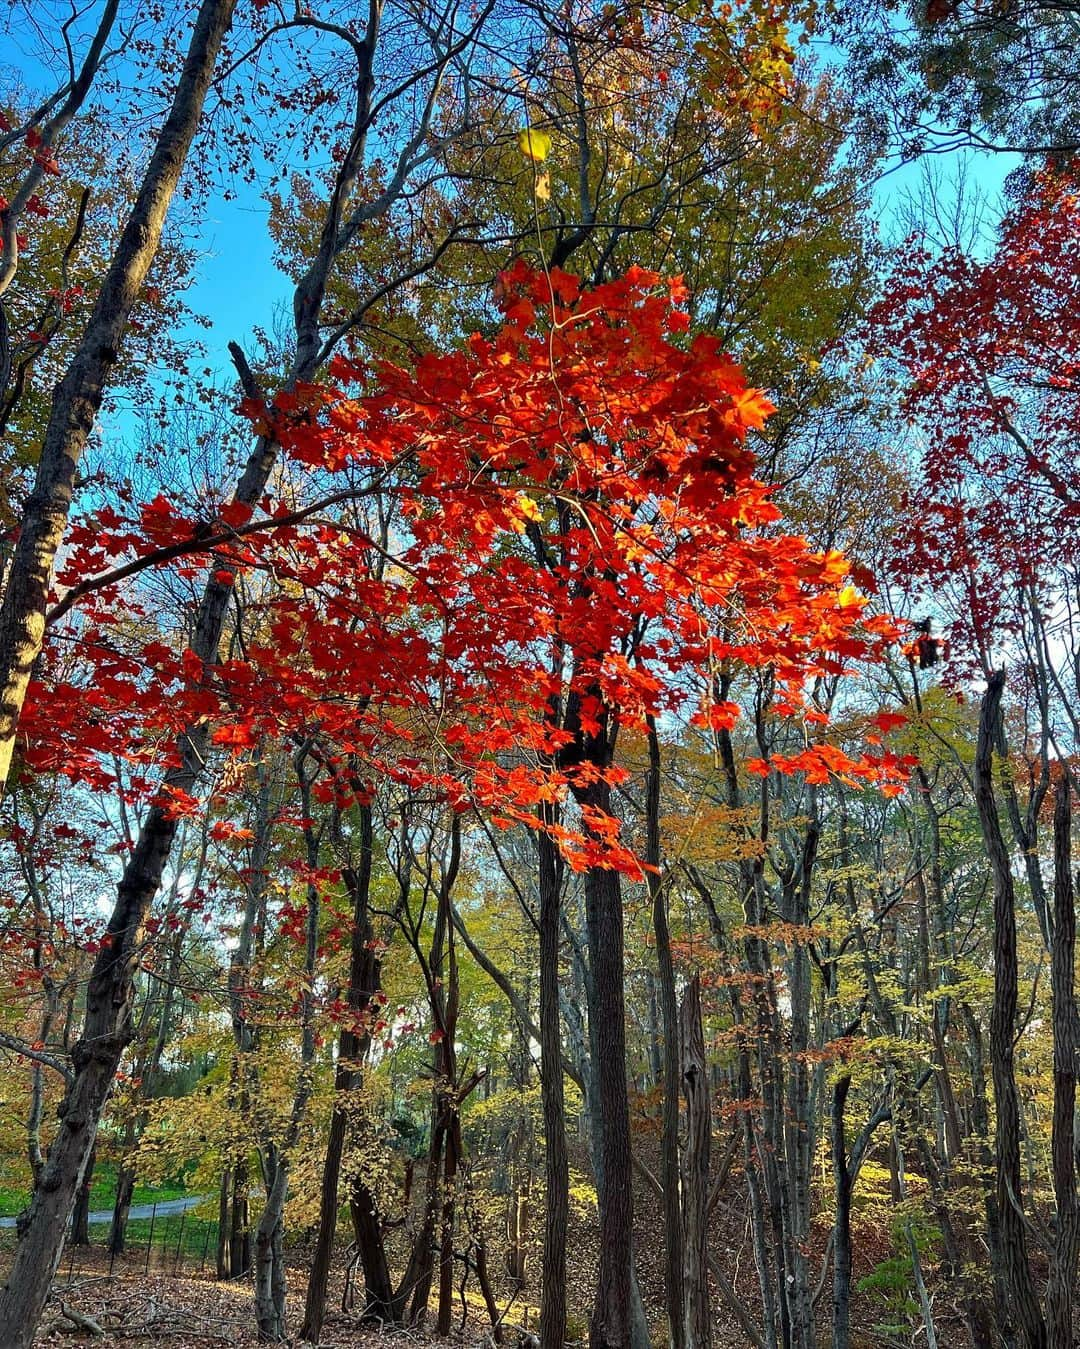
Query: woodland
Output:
[[0, 1, 1078, 1347]]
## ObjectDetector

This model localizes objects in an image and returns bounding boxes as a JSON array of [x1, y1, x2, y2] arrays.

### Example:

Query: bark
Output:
[[538, 820, 569, 1349], [584, 859, 634, 1349], [907, 1223, 939, 1349], [914, 1137, 996, 1349], [252, 776, 322, 1343], [436, 1109, 462, 1337], [696, 722, 779, 1349], [254, 1146, 289, 1343], [974, 673, 1046, 1349], [0, 801, 181, 1344], [216, 1166, 231, 1281], [0, 14, 237, 1342], [648, 722, 686, 1349], [0, 5, 454, 1320], [680, 976, 712, 1349], [0, 0, 237, 790], [742, 869, 794, 1349], [907, 767, 999, 1349], [780, 815, 818, 1349], [0, 2, 120, 304], [1045, 772, 1078, 1349], [560, 681, 635, 1349], [301, 804, 382, 1343], [473, 1221, 504, 1343], [830, 1076, 853, 1349], [229, 1159, 252, 1279], [400, 815, 466, 1331], [436, 847, 462, 1339], [959, 999, 1012, 1343], [721, 716, 799, 1349], [350, 1175, 396, 1320], [225, 761, 273, 1287], [405, 1104, 447, 1325], [25, 978, 59, 1189], [69, 1144, 95, 1247], [506, 1185, 529, 1289], [252, 1065, 308, 1335], [108, 1160, 135, 1256], [647, 970, 663, 1089], [109, 919, 187, 1257], [300, 1087, 349, 1337]]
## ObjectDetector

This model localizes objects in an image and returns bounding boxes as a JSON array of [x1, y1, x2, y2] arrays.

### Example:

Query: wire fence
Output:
[[53, 1205, 223, 1285]]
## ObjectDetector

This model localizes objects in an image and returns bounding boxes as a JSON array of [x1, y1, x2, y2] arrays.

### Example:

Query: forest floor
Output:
[[11, 1229, 908, 1348], [24, 1248, 552, 1348], [15, 1220, 756, 1347], [6, 1138, 901, 1346], [29, 1267, 448, 1347]]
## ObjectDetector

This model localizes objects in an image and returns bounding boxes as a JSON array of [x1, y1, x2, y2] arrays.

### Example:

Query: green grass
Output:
[[0, 1213, 220, 1267], [0, 1160, 189, 1218], [94, 1212, 220, 1262]]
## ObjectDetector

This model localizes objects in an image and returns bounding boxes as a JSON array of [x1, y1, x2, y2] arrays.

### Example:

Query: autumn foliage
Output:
[[24, 264, 904, 873], [871, 163, 1080, 671]]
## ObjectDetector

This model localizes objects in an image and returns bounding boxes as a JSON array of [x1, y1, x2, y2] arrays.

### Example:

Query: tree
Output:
[[873, 159, 1080, 1349], [260, 262, 902, 1346], [833, 0, 1080, 161]]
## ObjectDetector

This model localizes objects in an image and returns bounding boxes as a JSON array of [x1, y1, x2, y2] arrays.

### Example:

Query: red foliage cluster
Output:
[[25, 265, 904, 876], [871, 163, 1080, 672]]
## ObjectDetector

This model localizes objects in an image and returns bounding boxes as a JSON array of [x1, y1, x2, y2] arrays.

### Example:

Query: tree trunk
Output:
[[436, 1111, 462, 1336], [473, 1219, 504, 1343], [959, 999, 1012, 1344], [350, 1172, 397, 1321], [585, 861, 634, 1349], [647, 969, 663, 1089], [1045, 772, 1078, 1349], [25, 982, 58, 1189], [0, 8, 239, 1343], [301, 805, 382, 1343], [0, 804, 180, 1343], [108, 1151, 135, 1256], [301, 1106, 349, 1339], [648, 722, 686, 1349], [405, 1109, 447, 1326], [107, 921, 186, 1259], [252, 782, 322, 1342], [506, 1186, 529, 1289], [783, 857, 817, 1349], [908, 1222, 939, 1349], [830, 1076, 853, 1349], [70, 1144, 95, 1247], [975, 673, 1046, 1349], [229, 1158, 252, 1278], [254, 1147, 289, 1344], [0, 0, 237, 790], [538, 821, 568, 1349], [742, 879, 793, 1349], [680, 976, 712, 1349], [216, 1166, 231, 1280]]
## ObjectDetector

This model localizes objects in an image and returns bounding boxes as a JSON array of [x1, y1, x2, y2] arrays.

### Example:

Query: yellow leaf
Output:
[[518, 127, 551, 162], [535, 169, 551, 200], [516, 493, 542, 522]]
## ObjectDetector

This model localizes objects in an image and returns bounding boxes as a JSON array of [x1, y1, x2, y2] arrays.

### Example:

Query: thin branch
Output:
[[0, 1031, 73, 1085]]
